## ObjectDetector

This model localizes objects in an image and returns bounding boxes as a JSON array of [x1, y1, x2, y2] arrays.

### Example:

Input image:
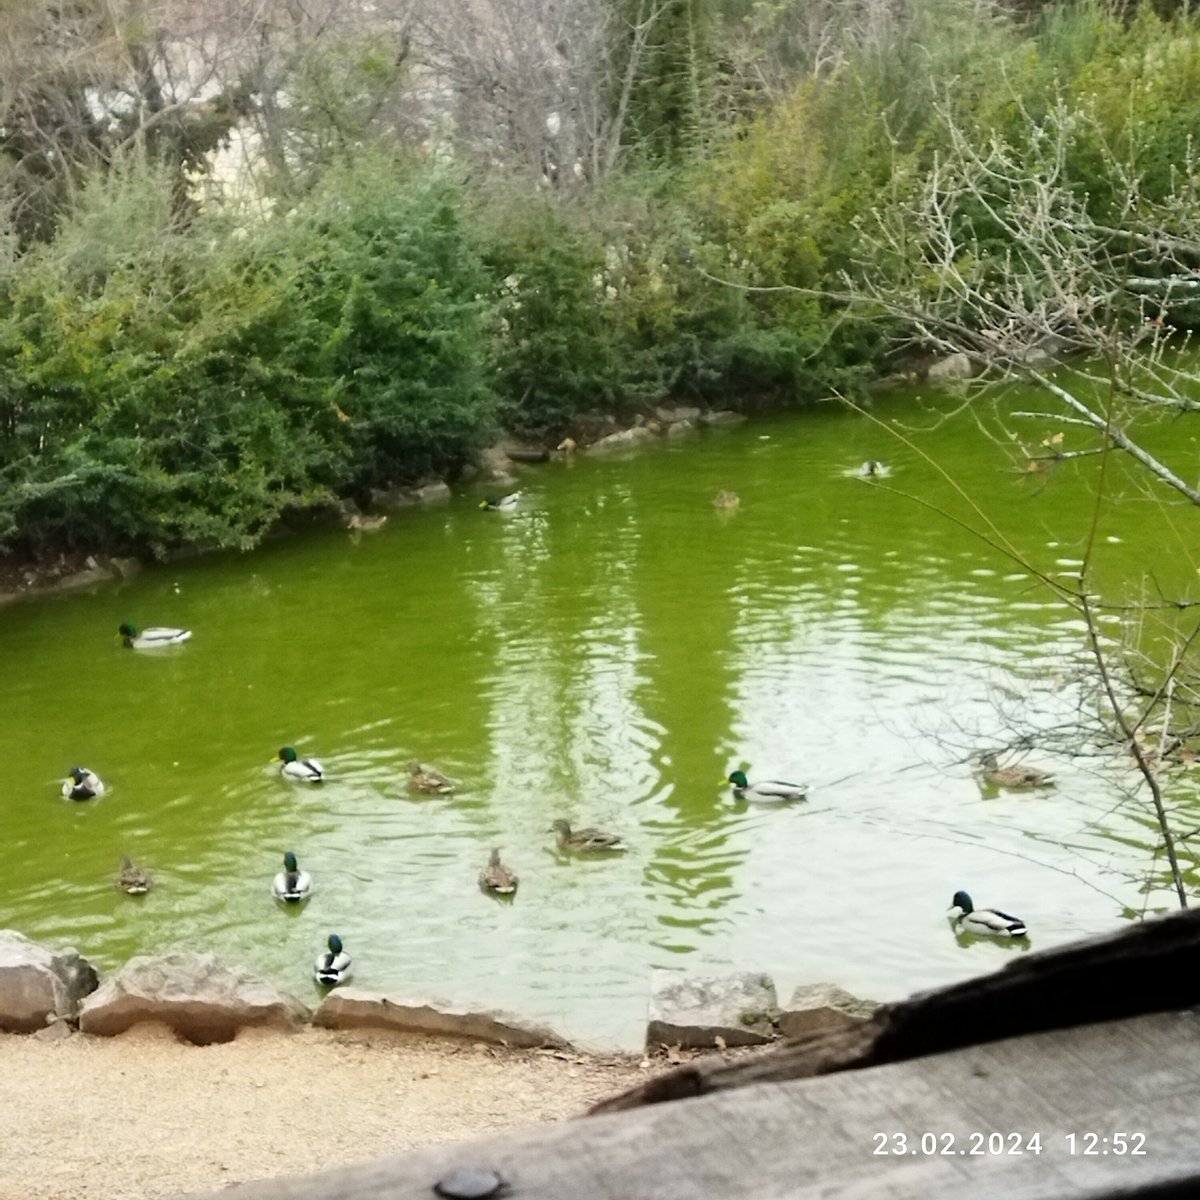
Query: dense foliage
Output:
[[3, 0, 1200, 558]]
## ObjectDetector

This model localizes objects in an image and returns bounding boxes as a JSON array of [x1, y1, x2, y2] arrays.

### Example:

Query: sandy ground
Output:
[[0, 1024, 660, 1200]]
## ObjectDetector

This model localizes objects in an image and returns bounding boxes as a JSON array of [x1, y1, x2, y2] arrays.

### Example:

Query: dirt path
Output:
[[0, 1024, 657, 1200]]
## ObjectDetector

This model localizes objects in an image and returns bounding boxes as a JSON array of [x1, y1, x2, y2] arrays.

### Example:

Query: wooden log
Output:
[[594, 907, 1200, 1113]]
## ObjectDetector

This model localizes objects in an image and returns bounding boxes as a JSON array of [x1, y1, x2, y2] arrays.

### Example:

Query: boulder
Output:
[[698, 410, 747, 427], [0, 930, 100, 1032], [313, 989, 572, 1050], [77, 953, 309, 1045], [655, 405, 702, 424], [665, 419, 696, 438], [927, 352, 978, 381], [587, 426, 659, 453], [647, 971, 779, 1049], [776, 982, 879, 1040], [413, 480, 451, 504]]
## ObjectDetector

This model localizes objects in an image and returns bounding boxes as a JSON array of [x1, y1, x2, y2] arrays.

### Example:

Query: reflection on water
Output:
[[4, 391, 1198, 1047]]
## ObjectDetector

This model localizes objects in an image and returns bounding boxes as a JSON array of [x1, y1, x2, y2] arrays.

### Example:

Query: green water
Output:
[[5, 387, 1199, 1047]]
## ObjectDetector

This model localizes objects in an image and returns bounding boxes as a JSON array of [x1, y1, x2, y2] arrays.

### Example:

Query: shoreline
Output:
[[0, 1021, 669, 1200]]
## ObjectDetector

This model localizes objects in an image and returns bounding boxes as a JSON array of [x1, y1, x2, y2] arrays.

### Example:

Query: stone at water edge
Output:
[[313, 989, 573, 1050], [588, 427, 659, 453], [647, 971, 779, 1049], [776, 982, 880, 1040], [0, 930, 99, 1033], [77, 952, 309, 1044]]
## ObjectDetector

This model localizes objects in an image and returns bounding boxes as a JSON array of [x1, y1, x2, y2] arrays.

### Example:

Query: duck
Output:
[[408, 759, 454, 794], [118, 623, 191, 649], [859, 460, 885, 477], [276, 747, 324, 782], [271, 851, 314, 903], [548, 818, 628, 853], [479, 848, 518, 894], [346, 512, 388, 532], [62, 766, 105, 800], [480, 491, 521, 511], [978, 752, 1054, 788], [726, 770, 808, 803], [713, 490, 740, 509], [314, 934, 352, 986], [947, 890, 1028, 938], [116, 854, 152, 894]]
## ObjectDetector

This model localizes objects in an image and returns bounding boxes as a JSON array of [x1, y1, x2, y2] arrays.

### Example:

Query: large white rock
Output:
[[0, 930, 99, 1032], [77, 953, 308, 1044], [647, 971, 779, 1049], [313, 989, 571, 1050]]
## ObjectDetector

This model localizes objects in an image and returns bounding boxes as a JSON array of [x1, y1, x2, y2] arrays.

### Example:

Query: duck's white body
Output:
[[62, 768, 105, 801], [121, 626, 191, 649], [280, 756, 324, 782], [728, 773, 808, 803], [948, 892, 1028, 938], [314, 938, 352, 986], [481, 491, 522, 511], [272, 864, 314, 903]]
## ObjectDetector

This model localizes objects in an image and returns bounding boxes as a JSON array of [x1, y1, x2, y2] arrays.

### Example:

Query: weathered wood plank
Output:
[[596, 908, 1200, 1113], [181, 1011, 1200, 1200]]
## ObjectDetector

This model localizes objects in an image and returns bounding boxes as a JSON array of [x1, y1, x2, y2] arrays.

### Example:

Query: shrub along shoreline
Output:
[[4, 2, 1199, 567]]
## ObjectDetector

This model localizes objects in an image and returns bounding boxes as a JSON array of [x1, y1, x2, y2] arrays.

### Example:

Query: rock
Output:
[[587, 427, 659, 453], [698, 410, 747, 427], [776, 983, 879, 1040], [369, 485, 417, 510], [413, 480, 451, 504], [108, 556, 143, 580], [34, 1016, 75, 1042], [927, 352, 978, 381], [647, 971, 779, 1049], [665, 419, 696, 438], [655, 405, 702, 424], [313, 989, 572, 1050], [0, 931, 100, 1033], [77, 953, 309, 1045], [46, 566, 113, 592]]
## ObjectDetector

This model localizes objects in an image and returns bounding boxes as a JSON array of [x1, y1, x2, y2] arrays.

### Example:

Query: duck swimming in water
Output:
[[271, 851, 314, 903], [480, 491, 522, 512], [479, 848, 519, 895], [314, 934, 352, 986], [62, 766, 105, 800], [548, 819, 628, 853], [118, 623, 191, 649], [116, 854, 152, 894], [726, 770, 808, 803], [276, 747, 324, 782], [947, 890, 1028, 938]]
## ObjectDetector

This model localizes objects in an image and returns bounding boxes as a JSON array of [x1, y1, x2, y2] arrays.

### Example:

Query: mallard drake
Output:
[[479, 848, 518, 894], [314, 934, 352, 986], [548, 818, 627, 852], [118, 623, 191, 649], [480, 491, 522, 511], [408, 759, 454, 794], [947, 890, 1028, 937], [272, 851, 313, 903], [713, 490, 740, 509], [978, 752, 1054, 788], [726, 770, 808, 803], [276, 747, 324, 782], [116, 854, 152, 894], [859, 460, 885, 477], [62, 766, 105, 801]]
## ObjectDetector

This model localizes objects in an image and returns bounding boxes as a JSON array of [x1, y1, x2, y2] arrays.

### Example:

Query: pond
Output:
[[5, 385, 1198, 1048]]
